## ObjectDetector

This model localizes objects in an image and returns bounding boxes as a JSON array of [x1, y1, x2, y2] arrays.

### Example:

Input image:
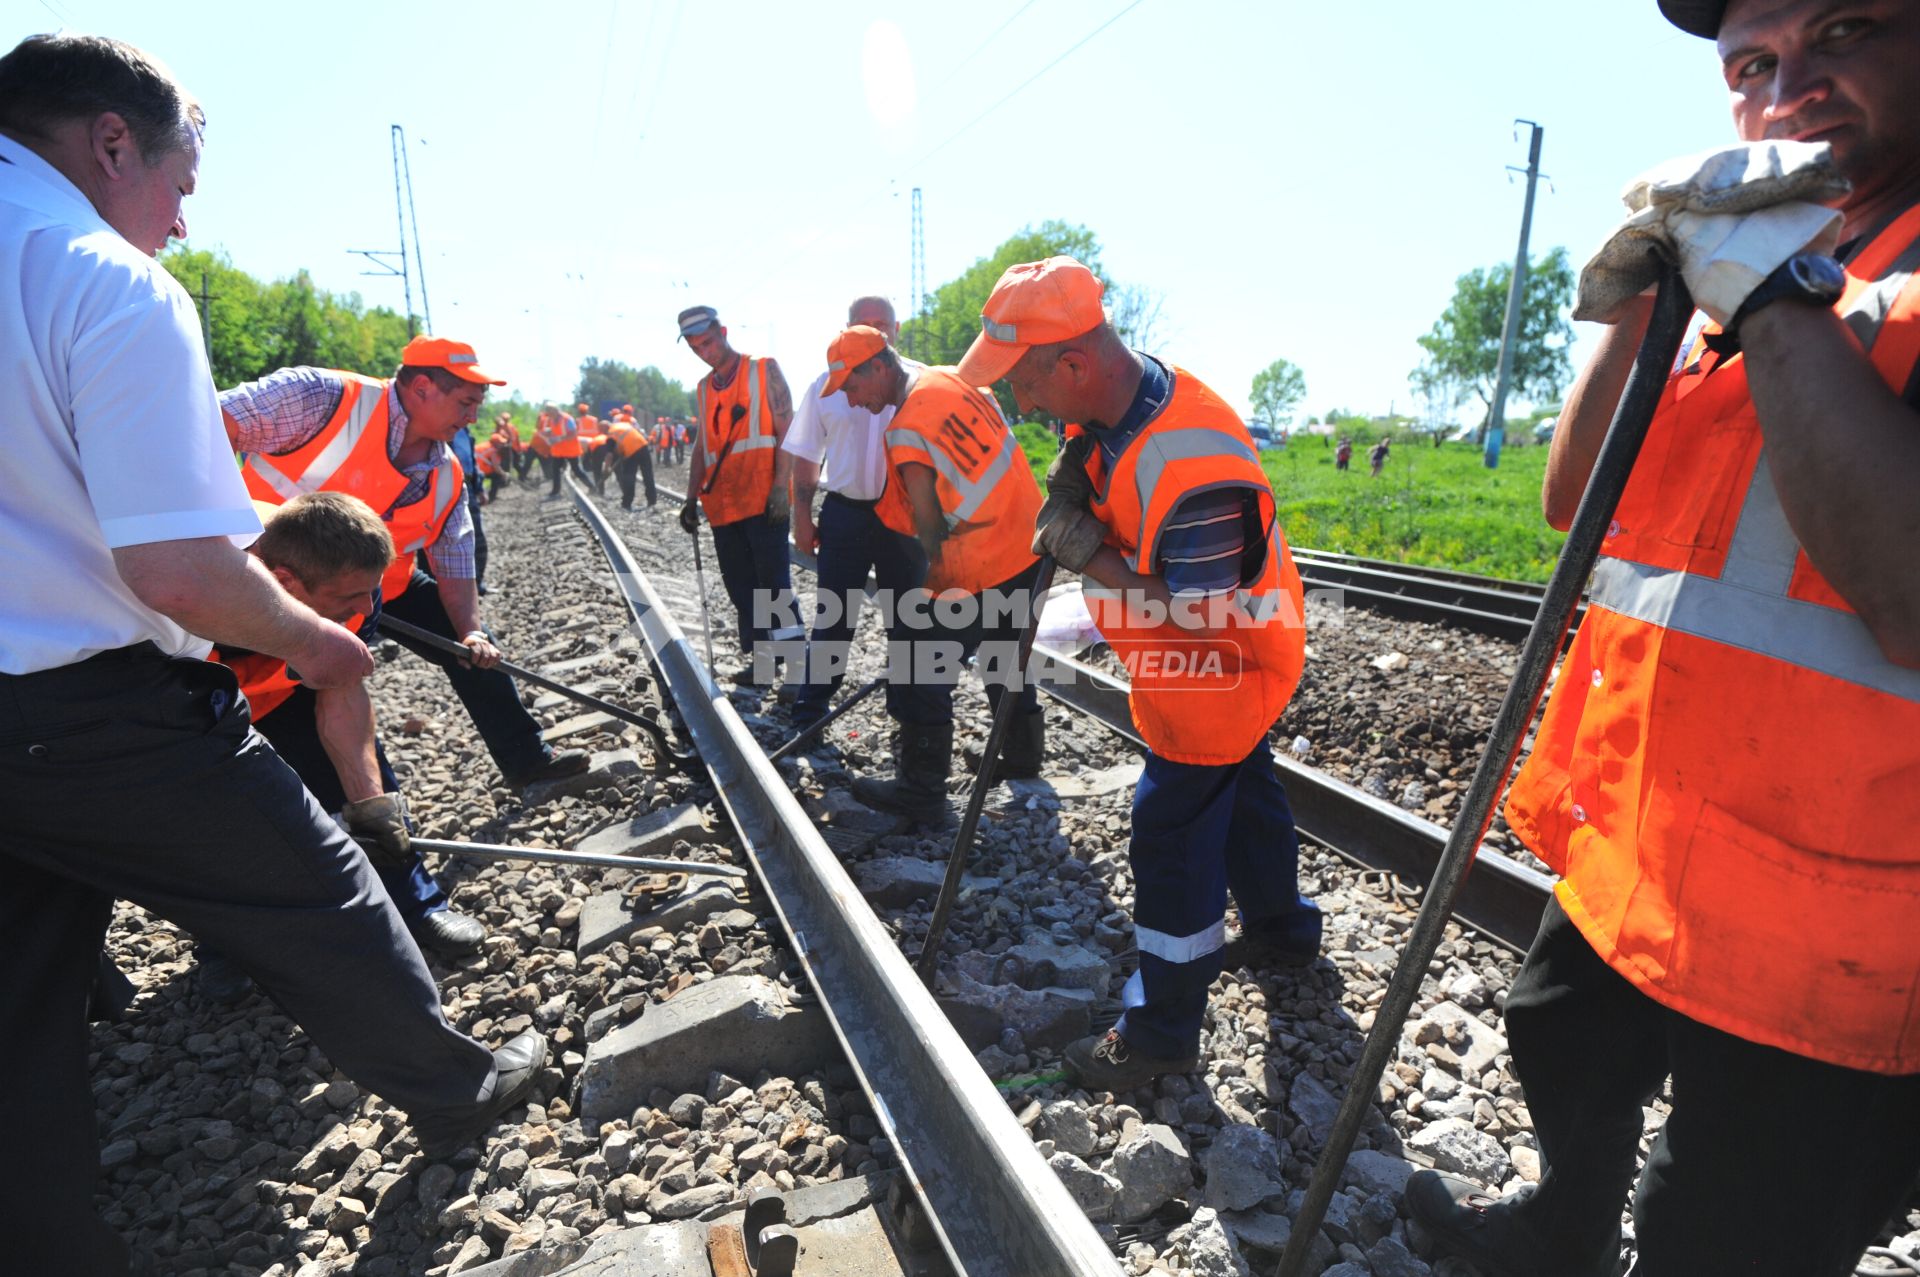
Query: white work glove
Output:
[[1574, 141, 1851, 326]]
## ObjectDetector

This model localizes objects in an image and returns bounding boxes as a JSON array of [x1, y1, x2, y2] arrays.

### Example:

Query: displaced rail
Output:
[[1290, 548, 1583, 644], [566, 479, 1120, 1277], [653, 483, 1553, 953]]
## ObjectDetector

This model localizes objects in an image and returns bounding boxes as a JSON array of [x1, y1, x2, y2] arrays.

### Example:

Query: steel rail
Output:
[[566, 479, 1119, 1277], [654, 482, 1552, 951], [1024, 645, 1552, 954]]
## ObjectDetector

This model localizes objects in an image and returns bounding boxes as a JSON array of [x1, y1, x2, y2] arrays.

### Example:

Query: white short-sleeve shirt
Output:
[[780, 367, 911, 501], [0, 136, 259, 674]]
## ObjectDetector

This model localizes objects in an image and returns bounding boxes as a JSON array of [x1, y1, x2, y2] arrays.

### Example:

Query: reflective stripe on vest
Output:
[[1502, 202, 1920, 1074], [240, 373, 463, 600], [695, 357, 778, 524], [874, 368, 1041, 596], [1079, 366, 1304, 766]]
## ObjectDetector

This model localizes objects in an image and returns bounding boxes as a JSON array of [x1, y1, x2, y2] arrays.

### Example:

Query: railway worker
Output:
[[776, 296, 929, 731], [674, 417, 691, 466], [223, 338, 591, 791], [510, 412, 536, 481], [676, 304, 804, 684], [607, 408, 656, 510], [536, 401, 580, 497], [1403, 3, 1920, 1274], [955, 255, 1319, 1090], [0, 33, 546, 1273], [197, 494, 491, 997], [827, 326, 1045, 819], [576, 401, 610, 494]]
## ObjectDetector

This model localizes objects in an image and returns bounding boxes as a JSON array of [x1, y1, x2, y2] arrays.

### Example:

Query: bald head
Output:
[[848, 295, 898, 342]]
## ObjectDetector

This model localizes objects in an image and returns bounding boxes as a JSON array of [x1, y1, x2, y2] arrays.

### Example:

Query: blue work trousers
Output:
[[1116, 737, 1321, 1059], [794, 493, 927, 713], [709, 511, 799, 660], [885, 560, 1042, 727]]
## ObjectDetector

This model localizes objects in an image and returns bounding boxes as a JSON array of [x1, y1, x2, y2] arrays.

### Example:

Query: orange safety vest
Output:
[[695, 356, 778, 525], [240, 372, 464, 601], [1504, 205, 1920, 1075], [475, 442, 501, 476], [492, 427, 519, 455], [1075, 366, 1305, 766], [539, 413, 580, 458], [578, 413, 603, 440], [654, 419, 672, 452], [209, 647, 301, 721], [608, 420, 647, 458], [875, 368, 1041, 596]]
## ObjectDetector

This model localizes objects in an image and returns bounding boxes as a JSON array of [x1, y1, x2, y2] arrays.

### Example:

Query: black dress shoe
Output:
[[415, 1029, 549, 1158], [504, 747, 591, 789], [410, 909, 486, 959], [193, 949, 255, 1004]]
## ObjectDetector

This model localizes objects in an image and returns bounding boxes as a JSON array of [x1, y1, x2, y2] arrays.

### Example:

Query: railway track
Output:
[[562, 477, 1557, 1274], [1289, 549, 1581, 644]]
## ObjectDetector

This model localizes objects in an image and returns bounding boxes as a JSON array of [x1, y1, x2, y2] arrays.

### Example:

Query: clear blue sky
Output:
[[10, 0, 1739, 421]]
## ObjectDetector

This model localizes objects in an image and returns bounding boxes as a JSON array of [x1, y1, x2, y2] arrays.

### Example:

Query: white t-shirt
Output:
[[779, 367, 909, 501], [0, 136, 259, 674]]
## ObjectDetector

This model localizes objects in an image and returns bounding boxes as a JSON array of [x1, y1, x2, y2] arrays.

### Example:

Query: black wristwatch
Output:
[[1719, 252, 1847, 351]]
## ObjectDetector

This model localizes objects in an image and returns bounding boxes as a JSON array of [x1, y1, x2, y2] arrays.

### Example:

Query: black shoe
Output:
[[1220, 915, 1322, 971], [410, 908, 486, 959], [415, 1029, 549, 1159], [1063, 1029, 1198, 1092], [1404, 1171, 1617, 1277], [851, 723, 953, 823], [505, 747, 591, 789], [786, 700, 827, 731], [193, 949, 254, 1004]]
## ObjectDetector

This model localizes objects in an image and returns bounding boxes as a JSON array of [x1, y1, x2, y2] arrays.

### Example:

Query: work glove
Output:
[[343, 793, 412, 868], [679, 499, 700, 534], [1575, 140, 1850, 326], [1031, 434, 1105, 572], [766, 482, 791, 526]]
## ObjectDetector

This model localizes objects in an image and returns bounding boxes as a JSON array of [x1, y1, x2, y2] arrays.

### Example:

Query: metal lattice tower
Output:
[[910, 188, 925, 358]]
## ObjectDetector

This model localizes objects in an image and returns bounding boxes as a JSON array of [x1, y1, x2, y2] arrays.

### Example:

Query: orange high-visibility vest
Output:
[[1504, 205, 1920, 1075], [491, 426, 519, 455], [539, 412, 580, 458], [875, 367, 1041, 596], [240, 373, 463, 600], [475, 442, 502, 476], [209, 647, 301, 721], [654, 419, 672, 452], [1075, 366, 1305, 766], [695, 356, 778, 525], [578, 413, 603, 440], [608, 420, 647, 458]]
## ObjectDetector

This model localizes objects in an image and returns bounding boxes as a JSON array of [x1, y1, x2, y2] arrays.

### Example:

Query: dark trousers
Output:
[[796, 493, 927, 712], [514, 449, 534, 478], [0, 646, 495, 1277], [616, 450, 657, 509], [543, 455, 564, 495], [886, 560, 1042, 727], [466, 483, 489, 587], [253, 685, 447, 921], [709, 512, 799, 661], [382, 571, 549, 779], [1503, 896, 1920, 1277], [1114, 738, 1318, 1058]]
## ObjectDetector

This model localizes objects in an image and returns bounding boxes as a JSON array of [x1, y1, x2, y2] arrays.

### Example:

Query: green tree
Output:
[[1248, 358, 1306, 435], [1411, 246, 1575, 429], [571, 358, 693, 423]]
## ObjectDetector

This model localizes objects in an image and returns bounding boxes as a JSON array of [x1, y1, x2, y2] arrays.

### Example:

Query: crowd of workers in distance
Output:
[[6, 0, 1920, 1270]]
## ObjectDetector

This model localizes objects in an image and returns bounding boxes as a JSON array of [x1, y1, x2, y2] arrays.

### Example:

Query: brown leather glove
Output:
[[343, 793, 411, 868], [1031, 433, 1104, 571]]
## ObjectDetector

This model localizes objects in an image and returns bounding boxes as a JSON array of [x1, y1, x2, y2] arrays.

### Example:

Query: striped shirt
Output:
[[222, 367, 476, 580], [1084, 354, 1259, 599]]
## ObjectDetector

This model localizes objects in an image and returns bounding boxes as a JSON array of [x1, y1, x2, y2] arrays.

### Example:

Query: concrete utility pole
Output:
[[909, 187, 926, 360], [1485, 120, 1545, 470], [197, 270, 217, 357]]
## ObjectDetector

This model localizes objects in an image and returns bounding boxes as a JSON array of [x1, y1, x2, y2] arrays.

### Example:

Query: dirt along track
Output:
[[86, 472, 1920, 1276]]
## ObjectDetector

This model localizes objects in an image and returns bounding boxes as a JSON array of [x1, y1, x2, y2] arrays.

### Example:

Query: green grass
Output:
[[1014, 424, 1563, 584]]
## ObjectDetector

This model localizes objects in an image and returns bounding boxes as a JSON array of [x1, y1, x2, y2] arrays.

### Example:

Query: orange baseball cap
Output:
[[821, 325, 890, 397], [954, 256, 1106, 386], [400, 336, 507, 385]]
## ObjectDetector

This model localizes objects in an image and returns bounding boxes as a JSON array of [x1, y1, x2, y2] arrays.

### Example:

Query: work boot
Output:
[[410, 908, 487, 960], [851, 722, 953, 823], [192, 948, 254, 1004], [1220, 908, 1323, 972], [504, 747, 590, 789], [1063, 1028, 1199, 1092], [963, 708, 1046, 782], [414, 1029, 550, 1159], [1404, 1172, 1622, 1276]]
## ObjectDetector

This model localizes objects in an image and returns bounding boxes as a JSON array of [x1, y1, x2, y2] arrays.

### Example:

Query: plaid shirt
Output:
[[221, 367, 475, 580]]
